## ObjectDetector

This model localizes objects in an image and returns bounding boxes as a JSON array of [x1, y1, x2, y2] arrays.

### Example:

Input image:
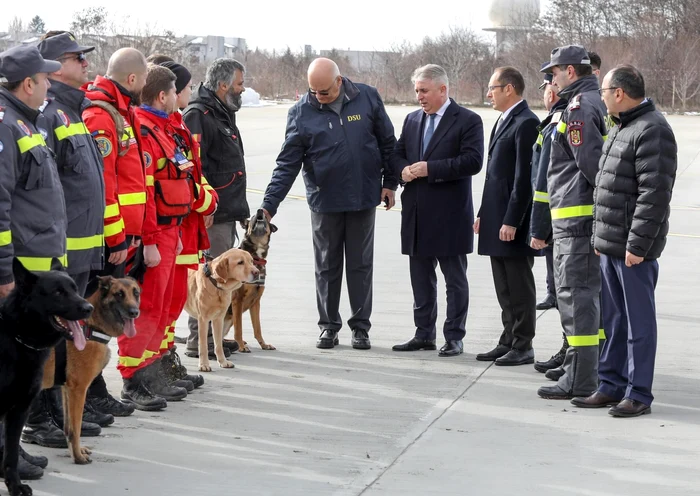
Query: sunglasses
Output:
[[308, 78, 338, 97], [59, 53, 87, 63]]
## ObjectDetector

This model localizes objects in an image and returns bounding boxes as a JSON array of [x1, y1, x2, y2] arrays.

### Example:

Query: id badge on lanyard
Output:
[[174, 150, 194, 171]]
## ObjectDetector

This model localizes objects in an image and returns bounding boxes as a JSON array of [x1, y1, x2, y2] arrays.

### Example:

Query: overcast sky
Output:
[[2, 0, 550, 52]]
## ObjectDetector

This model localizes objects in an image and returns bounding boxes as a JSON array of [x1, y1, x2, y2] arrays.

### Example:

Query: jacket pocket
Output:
[[217, 126, 242, 166], [554, 236, 592, 288]]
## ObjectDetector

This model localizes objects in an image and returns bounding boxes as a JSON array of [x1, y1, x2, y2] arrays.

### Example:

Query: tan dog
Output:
[[224, 209, 277, 352], [184, 248, 259, 371], [42, 276, 140, 464]]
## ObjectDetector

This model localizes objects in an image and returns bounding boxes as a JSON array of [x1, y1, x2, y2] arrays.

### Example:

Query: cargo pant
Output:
[[553, 236, 601, 395]]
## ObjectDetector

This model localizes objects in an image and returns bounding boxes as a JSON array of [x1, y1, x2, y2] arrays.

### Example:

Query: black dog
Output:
[[0, 258, 93, 496]]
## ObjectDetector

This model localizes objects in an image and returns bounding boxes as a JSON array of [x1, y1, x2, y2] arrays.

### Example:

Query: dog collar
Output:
[[82, 324, 112, 344], [14, 335, 49, 351], [253, 256, 267, 267], [203, 261, 223, 290]]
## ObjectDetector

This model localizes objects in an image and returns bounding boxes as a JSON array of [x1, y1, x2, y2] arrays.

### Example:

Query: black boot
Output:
[[87, 372, 136, 417], [21, 391, 68, 449], [161, 346, 204, 390], [121, 368, 167, 411], [144, 360, 188, 401], [82, 400, 115, 427], [534, 335, 568, 373], [0, 422, 48, 471], [0, 448, 44, 480], [45, 386, 102, 437]]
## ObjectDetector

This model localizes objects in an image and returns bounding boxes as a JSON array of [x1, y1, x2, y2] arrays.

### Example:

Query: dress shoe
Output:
[[438, 340, 463, 357], [475, 344, 510, 361], [537, 385, 575, 399], [351, 329, 371, 350], [608, 398, 651, 418], [545, 366, 565, 381], [316, 329, 339, 349], [536, 293, 557, 310], [392, 337, 437, 352], [495, 348, 534, 366], [570, 391, 621, 408]]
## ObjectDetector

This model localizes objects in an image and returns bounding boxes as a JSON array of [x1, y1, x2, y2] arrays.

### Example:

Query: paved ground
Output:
[[23, 104, 700, 496]]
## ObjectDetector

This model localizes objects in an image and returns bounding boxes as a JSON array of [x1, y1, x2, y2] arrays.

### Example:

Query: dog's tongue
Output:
[[124, 319, 137, 338], [68, 320, 87, 351]]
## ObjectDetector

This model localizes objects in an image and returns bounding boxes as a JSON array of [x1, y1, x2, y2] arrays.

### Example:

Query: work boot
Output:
[[534, 338, 568, 373], [45, 386, 102, 437], [86, 393, 136, 417], [21, 391, 68, 449], [121, 369, 167, 412], [0, 422, 48, 471], [161, 347, 204, 390], [82, 400, 115, 427], [0, 448, 44, 480], [144, 360, 188, 402], [545, 366, 566, 382]]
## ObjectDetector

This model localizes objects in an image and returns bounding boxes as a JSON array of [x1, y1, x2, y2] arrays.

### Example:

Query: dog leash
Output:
[[202, 261, 223, 290]]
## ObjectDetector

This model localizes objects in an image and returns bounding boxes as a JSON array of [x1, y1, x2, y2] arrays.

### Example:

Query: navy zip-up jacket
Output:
[[262, 78, 397, 216]]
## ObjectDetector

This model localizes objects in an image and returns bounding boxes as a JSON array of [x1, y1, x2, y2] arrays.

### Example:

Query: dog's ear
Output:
[[85, 277, 100, 299], [270, 223, 278, 233], [241, 219, 250, 230], [12, 257, 37, 289], [98, 276, 113, 295], [212, 258, 229, 283], [50, 257, 65, 272]]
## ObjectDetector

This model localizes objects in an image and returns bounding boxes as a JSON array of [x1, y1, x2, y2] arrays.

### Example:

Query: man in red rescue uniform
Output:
[[117, 64, 196, 410], [81, 47, 148, 417], [156, 61, 218, 391]]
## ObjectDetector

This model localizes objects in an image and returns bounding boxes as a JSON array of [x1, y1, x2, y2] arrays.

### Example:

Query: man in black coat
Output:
[[391, 64, 484, 357], [572, 65, 677, 417], [474, 67, 541, 366]]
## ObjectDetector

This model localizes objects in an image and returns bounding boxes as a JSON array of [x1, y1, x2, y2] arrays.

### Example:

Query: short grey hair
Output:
[[204, 58, 245, 91], [411, 64, 449, 87]]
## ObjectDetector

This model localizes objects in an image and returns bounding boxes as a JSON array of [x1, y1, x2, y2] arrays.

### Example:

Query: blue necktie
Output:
[[423, 113, 436, 156]]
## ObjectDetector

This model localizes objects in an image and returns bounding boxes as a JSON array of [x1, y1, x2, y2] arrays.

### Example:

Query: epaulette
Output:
[[551, 111, 563, 124], [0, 106, 4, 122], [568, 95, 582, 111], [38, 98, 53, 113]]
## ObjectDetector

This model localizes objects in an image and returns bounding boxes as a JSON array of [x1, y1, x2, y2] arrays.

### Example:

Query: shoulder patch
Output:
[[568, 95, 582, 111], [143, 151, 152, 168], [551, 111, 562, 124], [95, 136, 113, 157], [57, 109, 70, 127], [568, 120, 584, 147], [38, 128, 48, 141], [17, 120, 32, 136]]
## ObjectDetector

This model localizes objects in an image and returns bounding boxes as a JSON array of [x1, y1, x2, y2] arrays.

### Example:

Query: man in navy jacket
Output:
[[262, 58, 396, 350], [391, 64, 484, 357]]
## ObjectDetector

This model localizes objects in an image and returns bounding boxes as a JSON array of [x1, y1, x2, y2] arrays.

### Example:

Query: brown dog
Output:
[[224, 209, 277, 352], [41, 276, 140, 464], [184, 248, 259, 372]]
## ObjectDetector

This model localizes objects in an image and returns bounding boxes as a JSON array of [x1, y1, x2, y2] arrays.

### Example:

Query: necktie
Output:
[[495, 114, 504, 134], [423, 113, 436, 156]]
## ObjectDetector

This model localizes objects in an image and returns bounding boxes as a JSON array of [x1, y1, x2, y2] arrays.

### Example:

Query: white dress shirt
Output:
[[496, 99, 524, 133]]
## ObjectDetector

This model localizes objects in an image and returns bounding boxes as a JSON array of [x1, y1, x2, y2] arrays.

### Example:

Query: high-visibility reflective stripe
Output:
[[122, 126, 135, 141], [536, 133, 543, 146], [156, 158, 167, 170], [176, 253, 200, 265], [54, 122, 90, 140], [567, 334, 600, 347], [104, 203, 120, 219], [17, 254, 68, 272], [67, 234, 103, 251], [533, 191, 549, 204], [104, 218, 125, 238], [17, 134, 47, 153], [192, 133, 201, 142], [186, 150, 193, 160], [603, 134, 609, 142], [201, 177, 209, 185], [118, 349, 157, 367], [146, 175, 154, 186], [118, 192, 147, 206], [195, 189, 213, 213], [599, 328, 606, 340], [0, 231, 11, 247], [551, 205, 594, 220], [556, 122, 567, 134]]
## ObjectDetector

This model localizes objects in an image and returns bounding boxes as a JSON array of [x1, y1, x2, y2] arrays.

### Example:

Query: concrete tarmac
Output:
[[24, 104, 700, 496]]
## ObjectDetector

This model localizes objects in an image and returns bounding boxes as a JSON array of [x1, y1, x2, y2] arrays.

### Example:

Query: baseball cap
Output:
[[538, 62, 554, 89], [541, 45, 591, 74], [37, 32, 95, 61], [0, 45, 62, 83]]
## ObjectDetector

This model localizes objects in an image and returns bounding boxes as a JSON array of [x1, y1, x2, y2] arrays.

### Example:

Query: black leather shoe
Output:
[[82, 401, 115, 427], [608, 398, 651, 418], [495, 349, 534, 366], [222, 340, 240, 352], [476, 344, 510, 361], [438, 340, 463, 357], [184, 345, 231, 359], [121, 379, 167, 411], [351, 329, 371, 350], [537, 385, 575, 399], [571, 391, 621, 408], [316, 329, 339, 349], [21, 421, 68, 449], [545, 366, 565, 381], [534, 339, 567, 372], [392, 337, 437, 352], [0, 450, 44, 480], [87, 394, 136, 417], [536, 293, 557, 310], [19, 445, 48, 469]]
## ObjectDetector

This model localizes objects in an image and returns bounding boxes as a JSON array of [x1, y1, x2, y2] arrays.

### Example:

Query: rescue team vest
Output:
[[139, 117, 196, 223]]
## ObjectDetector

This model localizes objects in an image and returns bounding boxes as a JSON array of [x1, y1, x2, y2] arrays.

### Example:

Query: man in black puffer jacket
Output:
[[572, 65, 677, 418]]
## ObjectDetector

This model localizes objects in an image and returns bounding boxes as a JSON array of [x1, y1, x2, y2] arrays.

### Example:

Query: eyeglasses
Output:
[[309, 78, 338, 96], [487, 84, 507, 92], [598, 87, 619, 95], [58, 53, 87, 63]]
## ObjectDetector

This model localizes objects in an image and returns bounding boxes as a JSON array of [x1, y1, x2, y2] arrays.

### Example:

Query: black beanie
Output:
[[160, 61, 191, 94]]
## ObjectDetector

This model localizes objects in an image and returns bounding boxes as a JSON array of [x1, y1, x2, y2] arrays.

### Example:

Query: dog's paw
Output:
[[8, 482, 32, 496], [219, 360, 235, 369], [240, 343, 251, 353], [261, 343, 276, 350], [199, 362, 212, 372]]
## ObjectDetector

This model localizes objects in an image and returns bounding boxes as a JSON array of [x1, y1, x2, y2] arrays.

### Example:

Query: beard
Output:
[[226, 90, 242, 112]]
